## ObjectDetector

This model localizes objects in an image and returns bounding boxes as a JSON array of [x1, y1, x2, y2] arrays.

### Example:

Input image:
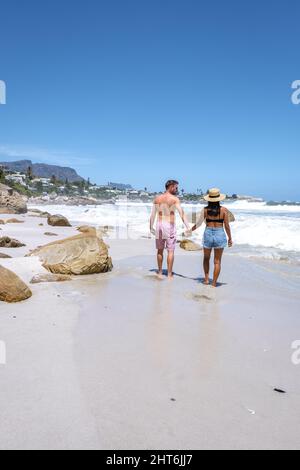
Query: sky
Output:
[[0, 0, 299, 200]]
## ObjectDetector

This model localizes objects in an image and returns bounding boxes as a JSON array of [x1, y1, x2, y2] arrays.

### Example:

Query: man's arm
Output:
[[150, 201, 158, 235], [175, 198, 190, 230]]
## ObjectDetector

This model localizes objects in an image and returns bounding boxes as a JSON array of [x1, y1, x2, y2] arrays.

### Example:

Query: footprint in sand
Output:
[[144, 274, 165, 282], [185, 291, 215, 303]]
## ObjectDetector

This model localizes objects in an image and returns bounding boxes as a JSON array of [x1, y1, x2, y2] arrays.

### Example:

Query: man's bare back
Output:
[[154, 192, 179, 224], [150, 180, 190, 279]]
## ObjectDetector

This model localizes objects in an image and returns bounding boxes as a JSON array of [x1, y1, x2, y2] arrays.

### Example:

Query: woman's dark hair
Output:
[[206, 201, 221, 217]]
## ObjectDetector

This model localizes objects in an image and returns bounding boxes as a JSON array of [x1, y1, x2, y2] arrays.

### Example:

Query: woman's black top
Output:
[[205, 207, 225, 224]]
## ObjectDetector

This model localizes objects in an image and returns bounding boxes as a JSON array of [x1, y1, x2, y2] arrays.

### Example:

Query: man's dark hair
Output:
[[165, 180, 179, 190]]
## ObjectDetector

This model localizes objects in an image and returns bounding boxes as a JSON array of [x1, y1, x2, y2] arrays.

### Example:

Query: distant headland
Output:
[[0, 159, 262, 205]]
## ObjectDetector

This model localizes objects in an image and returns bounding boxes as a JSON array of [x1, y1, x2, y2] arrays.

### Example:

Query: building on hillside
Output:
[[5, 173, 27, 186]]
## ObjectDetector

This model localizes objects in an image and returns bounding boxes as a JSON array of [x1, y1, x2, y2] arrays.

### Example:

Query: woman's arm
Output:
[[185, 209, 205, 235], [191, 208, 205, 231], [224, 208, 233, 247]]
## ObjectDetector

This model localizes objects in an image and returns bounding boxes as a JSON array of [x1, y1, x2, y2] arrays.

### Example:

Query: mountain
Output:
[[0, 160, 85, 183]]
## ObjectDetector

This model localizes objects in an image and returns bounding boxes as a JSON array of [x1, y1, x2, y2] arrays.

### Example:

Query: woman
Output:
[[188, 188, 233, 287]]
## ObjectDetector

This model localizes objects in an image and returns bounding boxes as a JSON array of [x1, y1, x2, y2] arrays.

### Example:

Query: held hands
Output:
[[228, 239, 233, 247], [184, 228, 193, 238]]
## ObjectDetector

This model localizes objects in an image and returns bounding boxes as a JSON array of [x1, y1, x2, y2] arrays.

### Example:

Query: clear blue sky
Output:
[[0, 0, 299, 200]]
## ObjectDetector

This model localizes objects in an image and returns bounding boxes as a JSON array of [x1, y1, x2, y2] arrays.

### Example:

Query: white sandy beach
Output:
[[0, 213, 300, 450]]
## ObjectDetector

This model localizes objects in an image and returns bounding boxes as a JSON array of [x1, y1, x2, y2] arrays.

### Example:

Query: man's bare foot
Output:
[[203, 278, 210, 285], [167, 274, 174, 280], [157, 272, 164, 280], [211, 282, 217, 288]]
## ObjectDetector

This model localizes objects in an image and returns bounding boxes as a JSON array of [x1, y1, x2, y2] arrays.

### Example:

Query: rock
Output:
[[29, 210, 51, 218], [30, 273, 72, 284], [48, 214, 71, 227], [78, 225, 105, 240], [0, 183, 28, 214], [0, 253, 12, 259], [28, 232, 113, 275], [44, 232, 58, 237], [4, 218, 24, 224], [227, 210, 235, 223], [0, 265, 32, 303], [0, 220, 5, 225], [77, 225, 95, 233], [39, 223, 44, 226], [0, 237, 26, 248], [180, 239, 202, 251]]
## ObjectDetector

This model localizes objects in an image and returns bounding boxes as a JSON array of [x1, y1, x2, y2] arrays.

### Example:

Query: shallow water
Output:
[[29, 200, 300, 264]]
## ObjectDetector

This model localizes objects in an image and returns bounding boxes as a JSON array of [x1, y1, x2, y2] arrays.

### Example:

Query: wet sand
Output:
[[0, 214, 300, 449]]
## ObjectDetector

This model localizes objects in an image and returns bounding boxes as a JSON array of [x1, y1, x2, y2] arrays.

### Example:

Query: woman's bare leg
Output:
[[203, 248, 212, 284], [212, 248, 224, 287]]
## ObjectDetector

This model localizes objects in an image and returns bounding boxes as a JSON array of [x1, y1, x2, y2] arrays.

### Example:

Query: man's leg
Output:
[[203, 248, 212, 284], [167, 250, 175, 279], [157, 249, 164, 277], [212, 248, 224, 287]]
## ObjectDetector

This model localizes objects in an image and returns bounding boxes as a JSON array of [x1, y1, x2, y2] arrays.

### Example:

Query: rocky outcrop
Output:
[[29, 232, 113, 275], [0, 265, 32, 303], [30, 273, 72, 284], [47, 214, 71, 227], [0, 184, 28, 214], [0, 160, 84, 183], [180, 239, 202, 251], [44, 232, 58, 237], [0, 237, 26, 248]]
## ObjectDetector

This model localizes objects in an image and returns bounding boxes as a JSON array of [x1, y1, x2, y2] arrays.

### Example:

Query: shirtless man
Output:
[[150, 180, 190, 279]]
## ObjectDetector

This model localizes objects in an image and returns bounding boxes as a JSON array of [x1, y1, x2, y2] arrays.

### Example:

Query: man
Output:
[[150, 180, 190, 279]]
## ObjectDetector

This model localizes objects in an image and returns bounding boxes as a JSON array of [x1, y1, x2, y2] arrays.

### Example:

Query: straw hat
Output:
[[204, 188, 226, 202]]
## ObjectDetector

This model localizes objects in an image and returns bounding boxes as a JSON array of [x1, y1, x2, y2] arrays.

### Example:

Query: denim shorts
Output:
[[203, 227, 227, 249]]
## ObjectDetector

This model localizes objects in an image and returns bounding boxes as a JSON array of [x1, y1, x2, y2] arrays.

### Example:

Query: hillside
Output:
[[0, 159, 85, 183]]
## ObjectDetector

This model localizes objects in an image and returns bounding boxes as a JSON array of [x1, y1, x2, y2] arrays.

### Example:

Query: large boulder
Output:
[[0, 237, 26, 248], [180, 239, 202, 251], [0, 265, 32, 303], [29, 232, 113, 275], [47, 214, 71, 227], [0, 184, 28, 214]]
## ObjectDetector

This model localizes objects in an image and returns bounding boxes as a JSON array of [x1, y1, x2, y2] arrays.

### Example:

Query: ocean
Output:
[[30, 200, 300, 265]]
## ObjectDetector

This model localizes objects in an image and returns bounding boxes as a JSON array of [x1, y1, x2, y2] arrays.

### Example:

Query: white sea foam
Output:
[[29, 201, 300, 262]]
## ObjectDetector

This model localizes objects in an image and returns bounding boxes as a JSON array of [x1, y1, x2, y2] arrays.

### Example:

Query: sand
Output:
[[0, 213, 300, 450]]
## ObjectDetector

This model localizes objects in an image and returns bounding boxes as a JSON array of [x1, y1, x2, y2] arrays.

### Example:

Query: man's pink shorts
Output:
[[156, 221, 177, 251]]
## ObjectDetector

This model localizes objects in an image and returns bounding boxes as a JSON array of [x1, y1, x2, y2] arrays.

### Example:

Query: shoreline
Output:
[[0, 213, 300, 449]]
